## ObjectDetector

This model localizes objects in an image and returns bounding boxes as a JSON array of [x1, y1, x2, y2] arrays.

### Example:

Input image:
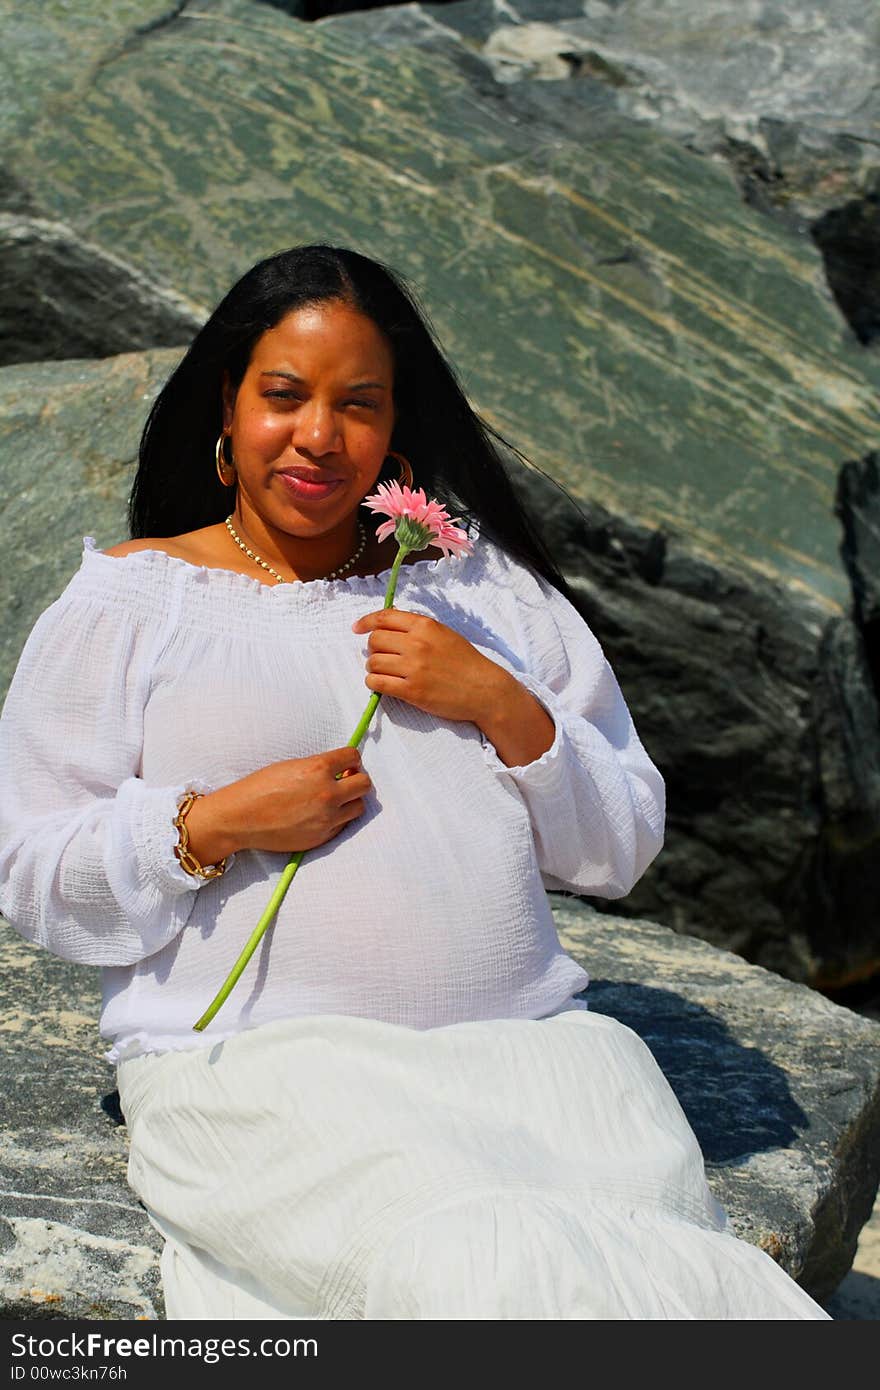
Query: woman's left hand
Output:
[[351, 608, 510, 725]]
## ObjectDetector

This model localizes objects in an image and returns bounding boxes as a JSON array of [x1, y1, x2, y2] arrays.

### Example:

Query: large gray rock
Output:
[[1, 897, 878, 1317], [0, 924, 163, 1320], [0, 214, 204, 367]]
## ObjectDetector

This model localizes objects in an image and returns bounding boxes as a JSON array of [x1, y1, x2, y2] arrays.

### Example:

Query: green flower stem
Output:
[[192, 541, 410, 1032]]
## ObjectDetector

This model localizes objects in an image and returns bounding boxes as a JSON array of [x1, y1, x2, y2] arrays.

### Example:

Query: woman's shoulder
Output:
[[92, 528, 242, 592], [69, 531, 214, 623], [468, 537, 549, 600], [101, 538, 169, 559], [19, 535, 187, 664], [100, 529, 217, 564]]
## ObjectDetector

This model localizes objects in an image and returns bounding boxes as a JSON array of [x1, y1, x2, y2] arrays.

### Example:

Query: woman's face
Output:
[[222, 298, 396, 544]]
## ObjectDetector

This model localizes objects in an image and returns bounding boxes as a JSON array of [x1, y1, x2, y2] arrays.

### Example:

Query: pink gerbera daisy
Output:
[[362, 480, 474, 559]]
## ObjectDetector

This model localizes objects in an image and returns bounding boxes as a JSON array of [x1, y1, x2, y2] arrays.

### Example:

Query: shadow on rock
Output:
[[585, 980, 808, 1163]]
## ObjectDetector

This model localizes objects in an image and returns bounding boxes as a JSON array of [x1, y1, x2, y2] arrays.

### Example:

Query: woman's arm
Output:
[[0, 581, 233, 966], [475, 569, 666, 899], [471, 670, 557, 769]]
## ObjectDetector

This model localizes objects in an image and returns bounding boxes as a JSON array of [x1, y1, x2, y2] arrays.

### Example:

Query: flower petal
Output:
[[361, 482, 475, 558]]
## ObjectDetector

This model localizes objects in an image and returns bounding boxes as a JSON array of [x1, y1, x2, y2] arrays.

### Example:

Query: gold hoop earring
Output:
[[215, 431, 237, 487], [384, 451, 414, 490]]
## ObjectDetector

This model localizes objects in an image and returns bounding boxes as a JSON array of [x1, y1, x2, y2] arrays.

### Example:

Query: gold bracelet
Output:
[[172, 790, 228, 881]]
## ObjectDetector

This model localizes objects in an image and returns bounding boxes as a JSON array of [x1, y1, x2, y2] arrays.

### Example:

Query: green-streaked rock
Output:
[[381, 0, 880, 222], [0, 349, 180, 685], [1, 0, 877, 610], [0, 0, 180, 144]]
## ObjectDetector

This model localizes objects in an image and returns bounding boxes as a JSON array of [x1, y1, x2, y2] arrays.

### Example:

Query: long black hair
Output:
[[129, 244, 578, 600]]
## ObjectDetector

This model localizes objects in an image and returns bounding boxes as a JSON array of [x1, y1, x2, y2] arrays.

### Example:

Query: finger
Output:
[[336, 771, 372, 801], [328, 746, 362, 774], [365, 630, 409, 655], [364, 671, 407, 697], [351, 608, 418, 634], [365, 653, 408, 677]]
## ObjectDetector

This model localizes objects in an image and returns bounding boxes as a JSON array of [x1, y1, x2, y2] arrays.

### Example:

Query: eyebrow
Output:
[[260, 371, 388, 390]]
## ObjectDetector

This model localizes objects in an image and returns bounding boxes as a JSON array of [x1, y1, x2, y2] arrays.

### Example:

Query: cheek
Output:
[[347, 417, 394, 468], [236, 408, 289, 453]]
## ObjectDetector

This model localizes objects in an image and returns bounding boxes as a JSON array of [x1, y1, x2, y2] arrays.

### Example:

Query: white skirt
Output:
[[116, 1009, 830, 1320]]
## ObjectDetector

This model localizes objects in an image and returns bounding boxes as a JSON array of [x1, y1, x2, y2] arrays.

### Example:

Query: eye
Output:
[[263, 392, 377, 409]]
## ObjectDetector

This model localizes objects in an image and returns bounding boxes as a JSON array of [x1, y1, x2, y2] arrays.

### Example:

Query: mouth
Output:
[[276, 469, 345, 501]]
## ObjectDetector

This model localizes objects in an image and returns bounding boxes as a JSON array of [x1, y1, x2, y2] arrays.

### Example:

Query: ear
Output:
[[221, 371, 236, 431]]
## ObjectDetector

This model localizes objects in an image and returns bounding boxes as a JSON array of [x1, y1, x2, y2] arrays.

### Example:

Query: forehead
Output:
[[249, 301, 393, 377]]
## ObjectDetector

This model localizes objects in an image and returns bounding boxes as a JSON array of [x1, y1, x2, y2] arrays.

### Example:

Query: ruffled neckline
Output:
[[81, 526, 482, 602]]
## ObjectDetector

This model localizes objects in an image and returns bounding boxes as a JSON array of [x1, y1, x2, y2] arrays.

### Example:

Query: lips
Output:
[[277, 469, 345, 500], [278, 467, 344, 483]]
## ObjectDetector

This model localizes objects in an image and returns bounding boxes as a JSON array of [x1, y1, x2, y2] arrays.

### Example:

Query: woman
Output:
[[0, 245, 828, 1320]]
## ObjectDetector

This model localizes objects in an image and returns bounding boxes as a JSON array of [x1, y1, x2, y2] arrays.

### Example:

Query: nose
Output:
[[292, 398, 343, 457]]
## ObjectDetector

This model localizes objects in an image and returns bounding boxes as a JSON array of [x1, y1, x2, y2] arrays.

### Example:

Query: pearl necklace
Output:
[[224, 514, 368, 584]]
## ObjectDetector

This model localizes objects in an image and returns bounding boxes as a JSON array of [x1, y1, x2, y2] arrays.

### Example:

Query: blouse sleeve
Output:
[[479, 563, 665, 898], [0, 572, 233, 966]]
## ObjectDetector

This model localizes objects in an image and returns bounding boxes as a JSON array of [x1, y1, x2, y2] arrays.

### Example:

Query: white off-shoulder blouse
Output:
[[0, 533, 665, 1064]]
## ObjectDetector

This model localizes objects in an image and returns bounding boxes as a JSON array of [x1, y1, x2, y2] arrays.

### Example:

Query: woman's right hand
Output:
[[182, 747, 372, 864]]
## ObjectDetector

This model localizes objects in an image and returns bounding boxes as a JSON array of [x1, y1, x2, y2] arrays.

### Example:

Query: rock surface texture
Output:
[[1, 898, 878, 1318], [353, 1, 879, 218], [0, 350, 179, 687], [1, 0, 876, 602], [0, 214, 204, 367], [326, 0, 880, 342]]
